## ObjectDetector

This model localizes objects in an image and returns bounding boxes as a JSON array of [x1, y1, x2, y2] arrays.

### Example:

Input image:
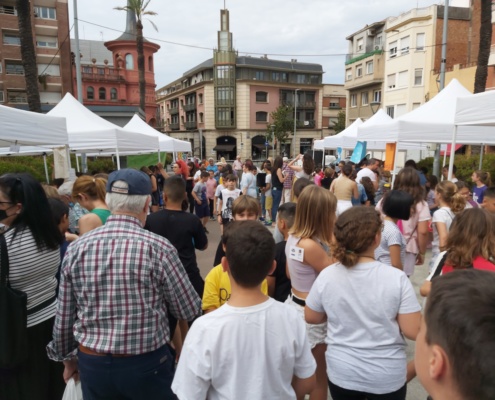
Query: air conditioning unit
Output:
[[374, 45, 382, 51]]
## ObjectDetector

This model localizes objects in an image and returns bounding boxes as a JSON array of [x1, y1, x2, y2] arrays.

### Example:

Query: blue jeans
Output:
[[272, 187, 283, 222], [78, 345, 177, 400], [260, 192, 266, 218]]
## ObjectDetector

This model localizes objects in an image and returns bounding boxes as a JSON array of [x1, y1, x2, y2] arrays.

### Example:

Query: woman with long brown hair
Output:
[[286, 153, 315, 180], [377, 167, 430, 277], [286, 185, 337, 400]]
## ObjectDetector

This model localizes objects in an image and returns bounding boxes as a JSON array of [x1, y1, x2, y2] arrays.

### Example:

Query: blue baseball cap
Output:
[[106, 169, 152, 195]]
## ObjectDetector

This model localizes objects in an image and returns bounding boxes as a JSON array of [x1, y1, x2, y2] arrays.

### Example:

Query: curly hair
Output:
[[445, 208, 495, 269], [331, 207, 382, 267], [435, 180, 465, 214]]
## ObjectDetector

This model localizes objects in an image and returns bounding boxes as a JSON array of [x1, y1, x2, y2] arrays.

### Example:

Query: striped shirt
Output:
[[5, 228, 60, 328], [47, 214, 202, 361]]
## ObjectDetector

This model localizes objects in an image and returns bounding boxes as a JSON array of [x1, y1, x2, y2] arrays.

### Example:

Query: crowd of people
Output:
[[1, 152, 494, 400]]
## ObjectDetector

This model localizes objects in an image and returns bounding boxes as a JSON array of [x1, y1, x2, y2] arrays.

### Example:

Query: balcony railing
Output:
[[296, 120, 315, 129], [81, 73, 125, 82], [169, 122, 180, 130], [0, 6, 17, 15], [185, 121, 197, 129], [345, 49, 383, 65], [7, 93, 27, 104], [169, 107, 179, 114], [183, 103, 196, 112], [280, 100, 316, 108]]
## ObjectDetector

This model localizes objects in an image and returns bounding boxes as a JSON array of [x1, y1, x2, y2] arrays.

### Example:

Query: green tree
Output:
[[332, 110, 346, 134], [115, 0, 157, 113], [267, 105, 294, 153], [15, 0, 41, 112]]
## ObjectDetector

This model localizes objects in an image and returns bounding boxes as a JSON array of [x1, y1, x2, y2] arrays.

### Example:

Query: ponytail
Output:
[[475, 170, 492, 186], [73, 175, 107, 202]]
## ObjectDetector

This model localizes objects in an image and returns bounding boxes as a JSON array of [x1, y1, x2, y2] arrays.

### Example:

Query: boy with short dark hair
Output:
[[415, 269, 495, 400], [481, 186, 495, 213], [192, 170, 211, 232], [217, 174, 241, 226], [267, 202, 295, 302], [173, 221, 316, 400]]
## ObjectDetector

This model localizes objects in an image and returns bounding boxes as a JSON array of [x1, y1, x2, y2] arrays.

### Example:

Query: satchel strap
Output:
[[0, 234, 9, 287]]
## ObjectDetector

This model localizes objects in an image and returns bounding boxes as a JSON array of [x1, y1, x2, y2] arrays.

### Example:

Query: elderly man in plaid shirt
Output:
[[47, 169, 202, 400]]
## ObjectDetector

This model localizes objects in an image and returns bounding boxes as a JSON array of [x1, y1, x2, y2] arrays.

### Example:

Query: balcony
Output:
[[169, 122, 180, 130], [185, 121, 197, 130], [0, 5, 17, 15], [169, 106, 179, 114], [329, 103, 342, 109], [183, 103, 196, 112], [280, 100, 316, 108], [81, 71, 125, 82], [297, 120, 315, 129]]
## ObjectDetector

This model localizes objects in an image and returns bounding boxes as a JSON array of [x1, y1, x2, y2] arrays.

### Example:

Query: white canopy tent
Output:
[[313, 139, 324, 150], [48, 94, 159, 169], [323, 118, 363, 149], [125, 114, 192, 153]]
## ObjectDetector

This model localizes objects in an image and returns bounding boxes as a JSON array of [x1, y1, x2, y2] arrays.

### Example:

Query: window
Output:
[[416, 33, 425, 51], [373, 90, 381, 103], [255, 71, 265, 80], [386, 106, 395, 118], [256, 111, 268, 122], [309, 75, 320, 84], [3, 32, 20, 45], [110, 88, 117, 100], [0, 91, 4, 103], [350, 94, 357, 107], [357, 37, 364, 51], [398, 70, 408, 87], [296, 74, 307, 84], [36, 36, 57, 48], [361, 92, 369, 106], [329, 97, 341, 108], [198, 93, 203, 104], [366, 61, 373, 74], [125, 54, 134, 70], [412, 102, 421, 110], [87, 86, 94, 100], [99, 88, 106, 100], [0, 5, 16, 15], [82, 66, 92, 73], [5, 61, 24, 75], [346, 68, 352, 81], [387, 74, 396, 90], [148, 56, 153, 72], [414, 68, 423, 86], [97, 68, 105, 75], [7, 91, 27, 104], [389, 41, 397, 58], [37, 64, 60, 76], [396, 104, 407, 118], [374, 35, 382, 47], [199, 112, 204, 123], [356, 64, 363, 77], [400, 36, 410, 55], [256, 91, 268, 102], [34, 6, 56, 19]]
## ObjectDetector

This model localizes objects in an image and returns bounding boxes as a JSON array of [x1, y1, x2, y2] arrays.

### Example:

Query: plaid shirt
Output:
[[47, 215, 201, 361], [282, 164, 295, 189]]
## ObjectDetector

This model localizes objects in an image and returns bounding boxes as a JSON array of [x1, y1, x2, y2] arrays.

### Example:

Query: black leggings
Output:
[[186, 190, 194, 213], [328, 380, 407, 400]]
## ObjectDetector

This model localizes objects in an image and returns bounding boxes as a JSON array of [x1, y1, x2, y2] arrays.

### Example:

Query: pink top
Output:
[[233, 160, 243, 171], [206, 178, 217, 199]]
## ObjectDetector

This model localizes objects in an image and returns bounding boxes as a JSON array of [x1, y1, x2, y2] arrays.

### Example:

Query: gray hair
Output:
[[58, 181, 74, 196], [105, 180, 149, 214]]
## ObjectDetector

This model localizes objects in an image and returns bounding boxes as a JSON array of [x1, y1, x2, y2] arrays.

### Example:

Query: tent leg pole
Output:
[[75, 154, 80, 173], [479, 144, 484, 170], [43, 154, 49, 184], [116, 148, 121, 170], [391, 142, 399, 187], [448, 127, 458, 181], [158, 151, 161, 164], [442, 146, 447, 171]]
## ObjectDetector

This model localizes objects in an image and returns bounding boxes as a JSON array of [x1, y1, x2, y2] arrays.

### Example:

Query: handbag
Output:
[[0, 234, 29, 369], [62, 378, 83, 400]]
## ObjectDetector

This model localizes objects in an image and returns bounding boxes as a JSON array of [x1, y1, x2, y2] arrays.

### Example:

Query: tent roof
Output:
[[358, 79, 484, 144], [0, 104, 68, 147], [323, 118, 363, 149], [124, 115, 192, 153], [455, 90, 495, 126], [47, 94, 159, 153]]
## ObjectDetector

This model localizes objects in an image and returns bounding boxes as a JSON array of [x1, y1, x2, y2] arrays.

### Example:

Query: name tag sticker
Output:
[[289, 246, 304, 262]]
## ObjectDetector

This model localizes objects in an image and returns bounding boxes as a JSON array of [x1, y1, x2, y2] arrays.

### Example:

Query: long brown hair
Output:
[[445, 208, 495, 268], [474, 170, 492, 186], [72, 175, 106, 202], [290, 185, 336, 246], [393, 167, 424, 207]]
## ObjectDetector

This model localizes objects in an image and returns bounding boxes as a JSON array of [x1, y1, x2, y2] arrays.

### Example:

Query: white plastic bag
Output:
[[62, 378, 83, 400]]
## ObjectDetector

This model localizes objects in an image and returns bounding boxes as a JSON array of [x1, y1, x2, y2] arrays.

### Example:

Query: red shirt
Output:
[[443, 256, 495, 274]]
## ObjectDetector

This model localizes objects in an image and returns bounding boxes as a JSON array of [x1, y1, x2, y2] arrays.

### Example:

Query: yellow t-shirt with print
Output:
[[202, 264, 269, 311]]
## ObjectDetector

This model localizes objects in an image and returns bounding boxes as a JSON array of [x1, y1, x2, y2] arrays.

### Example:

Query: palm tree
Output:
[[15, 0, 41, 112], [473, 0, 493, 94], [115, 0, 157, 113]]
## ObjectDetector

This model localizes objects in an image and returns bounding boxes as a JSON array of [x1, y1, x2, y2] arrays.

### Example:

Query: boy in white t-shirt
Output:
[[217, 174, 241, 226], [172, 221, 316, 400]]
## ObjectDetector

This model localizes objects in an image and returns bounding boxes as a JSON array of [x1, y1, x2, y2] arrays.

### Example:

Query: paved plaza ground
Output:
[[196, 218, 430, 400]]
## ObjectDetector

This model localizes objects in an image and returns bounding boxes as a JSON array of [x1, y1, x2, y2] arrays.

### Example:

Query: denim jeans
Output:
[[272, 187, 283, 223], [78, 344, 177, 400], [260, 192, 266, 218]]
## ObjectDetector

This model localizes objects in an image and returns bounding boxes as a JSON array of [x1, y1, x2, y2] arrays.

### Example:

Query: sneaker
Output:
[[259, 217, 265, 222], [210, 216, 215, 221], [264, 220, 272, 226]]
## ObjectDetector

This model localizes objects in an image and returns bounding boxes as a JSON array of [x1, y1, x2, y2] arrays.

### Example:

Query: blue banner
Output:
[[350, 141, 367, 164]]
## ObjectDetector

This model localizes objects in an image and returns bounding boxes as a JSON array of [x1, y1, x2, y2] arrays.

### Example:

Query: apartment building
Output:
[[0, 0, 72, 108], [322, 83, 346, 137], [156, 8, 323, 161], [486, 2, 495, 90], [344, 21, 386, 125]]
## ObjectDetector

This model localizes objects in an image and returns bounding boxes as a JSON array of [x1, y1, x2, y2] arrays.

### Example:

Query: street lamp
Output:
[[270, 124, 275, 159], [293, 88, 300, 158]]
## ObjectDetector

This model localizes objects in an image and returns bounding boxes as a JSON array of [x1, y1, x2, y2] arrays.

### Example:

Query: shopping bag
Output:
[[62, 378, 83, 400]]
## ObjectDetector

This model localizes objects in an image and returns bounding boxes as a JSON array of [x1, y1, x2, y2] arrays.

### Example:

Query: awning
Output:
[[252, 144, 273, 150], [440, 144, 463, 156], [213, 144, 236, 151]]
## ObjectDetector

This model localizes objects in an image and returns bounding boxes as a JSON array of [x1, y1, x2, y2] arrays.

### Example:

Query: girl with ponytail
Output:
[[305, 207, 421, 399]]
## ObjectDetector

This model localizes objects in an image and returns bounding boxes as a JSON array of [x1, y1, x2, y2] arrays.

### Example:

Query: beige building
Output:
[[321, 84, 346, 137], [156, 9, 323, 161]]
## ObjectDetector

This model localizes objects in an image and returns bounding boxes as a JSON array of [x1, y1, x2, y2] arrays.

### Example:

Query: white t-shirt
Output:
[[265, 173, 272, 197], [219, 188, 241, 220], [356, 167, 376, 184], [431, 207, 455, 253], [172, 298, 316, 400], [375, 220, 405, 267], [306, 261, 421, 394], [215, 184, 225, 210], [194, 169, 202, 181]]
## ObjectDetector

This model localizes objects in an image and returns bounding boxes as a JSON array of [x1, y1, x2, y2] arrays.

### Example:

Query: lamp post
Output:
[[293, 89, 300, 158], [270, 124, 275, 159]]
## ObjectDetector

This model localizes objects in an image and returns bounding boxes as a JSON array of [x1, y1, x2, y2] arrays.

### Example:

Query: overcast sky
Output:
[[68, 0, 469, 88]]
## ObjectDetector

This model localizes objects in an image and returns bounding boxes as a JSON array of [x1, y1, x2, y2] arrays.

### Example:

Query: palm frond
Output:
[[147, 18, 158, 32]]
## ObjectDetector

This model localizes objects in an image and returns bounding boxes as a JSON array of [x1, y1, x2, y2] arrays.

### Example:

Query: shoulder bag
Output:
[[0, 234, 28, 369]]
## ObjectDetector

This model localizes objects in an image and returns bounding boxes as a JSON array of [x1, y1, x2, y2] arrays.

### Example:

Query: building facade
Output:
[[486, 2, 495, 90], [156, 9, 323, 161], [0, 0, 72, 108], [70, 8, 160, 126], [321, 83, 346, 137]]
